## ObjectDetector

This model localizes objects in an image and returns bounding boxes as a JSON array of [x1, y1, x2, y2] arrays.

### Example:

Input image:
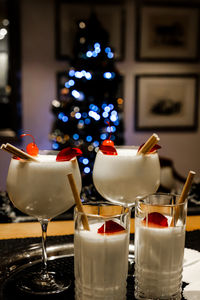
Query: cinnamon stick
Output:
[[178, 171, 196, 204], [67, 173, 90, 231], [137, 133, 160, 155], [1, 143, 38, 162], [170, 170, 196, 226]]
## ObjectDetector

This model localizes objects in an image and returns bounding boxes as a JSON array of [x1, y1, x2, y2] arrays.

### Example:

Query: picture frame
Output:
[[135, 74, 198, 131], [135, 1, 200, 62], [55, 0, 125, 61]]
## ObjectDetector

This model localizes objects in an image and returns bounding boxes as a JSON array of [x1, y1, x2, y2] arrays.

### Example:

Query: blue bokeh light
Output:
[[82, 112, 87, 118], [58, 112, 65, 120], [83, 158, 89, 165], [68, 69, 75, 77], [62, 116, 68, 122], [94, 42, 100, 48], [73, 133, 79, 140], [107, 52, 114, 59], [84, 167, 91, 174], [85, 72, 92, 80], [86, 51, 93, 58], [105, 47, 111, 53], [85, 118, 91, 125], [52, 142, 59, 150], [93, 141, 99, 147], [75, 112, 81, 119], [88, 110, 100, 121], [100, 133, 107, 140], [68, 79, 75, 86], [103, 72, 112, 79], [71, 90, 85, 101], [86, 135, 92, 142], [102, 111, 109, 118]]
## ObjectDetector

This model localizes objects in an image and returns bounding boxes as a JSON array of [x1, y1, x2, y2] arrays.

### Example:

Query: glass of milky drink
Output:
[[74, 202, 130, 300], [134, 193, 187, 300], [6, 150, 81, 294], [93, 146, 160, 208]]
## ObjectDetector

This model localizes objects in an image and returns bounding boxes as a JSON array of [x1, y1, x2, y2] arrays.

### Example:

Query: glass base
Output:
[[134, 287, 181, 300], [134, 292, 181, 300], [16, 271, 71, 295]]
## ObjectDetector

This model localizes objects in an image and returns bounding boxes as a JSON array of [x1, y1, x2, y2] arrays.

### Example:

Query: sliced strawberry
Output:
[[99, 144, 117, 155], [143, 212, 168, 228], [98, 220, 125, 234], [56, 147, 82, 161], [137, 143, 161, 154]]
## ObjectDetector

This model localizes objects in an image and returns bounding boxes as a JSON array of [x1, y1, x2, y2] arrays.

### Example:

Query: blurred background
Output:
[[0, 0, 200, 193]]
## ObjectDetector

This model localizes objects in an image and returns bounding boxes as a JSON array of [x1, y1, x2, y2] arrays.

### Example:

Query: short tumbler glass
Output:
[[134, 193, 187, 300], [74, 202, 130, 300]]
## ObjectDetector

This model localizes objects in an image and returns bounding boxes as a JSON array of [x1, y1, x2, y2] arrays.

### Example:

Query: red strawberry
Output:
[[137, 143, 161, 154], [98, 220, 125, 234], [56, 147, 82, 161], [143, 212, 168, 228], [99, 144, 117, 155]]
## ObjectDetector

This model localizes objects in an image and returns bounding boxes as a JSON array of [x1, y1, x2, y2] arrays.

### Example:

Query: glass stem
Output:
[[40, 219, 49, 274]]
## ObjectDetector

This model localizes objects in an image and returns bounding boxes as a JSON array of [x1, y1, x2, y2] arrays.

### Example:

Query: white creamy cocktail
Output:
[[74, 204, 130, 300], [93, 146, 160, 207], [7, 153, 81, 220], [134, 194, 187, 300], [135, 225, 185, 298], [6, 150, 82, 294]]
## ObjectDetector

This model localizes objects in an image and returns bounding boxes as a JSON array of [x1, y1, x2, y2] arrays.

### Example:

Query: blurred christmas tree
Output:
[[50, 13, 124, 187]]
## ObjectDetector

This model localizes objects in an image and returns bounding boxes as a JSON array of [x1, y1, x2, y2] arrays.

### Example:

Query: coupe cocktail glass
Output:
[[6, 150, 81, 294], [93, 146, 160, 208]]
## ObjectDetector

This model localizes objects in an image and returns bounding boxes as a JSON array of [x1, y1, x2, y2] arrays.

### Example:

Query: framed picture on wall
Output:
[[55, 0, 125, 61], [135, 2, 199, 61], [135, 74, 198, 131]]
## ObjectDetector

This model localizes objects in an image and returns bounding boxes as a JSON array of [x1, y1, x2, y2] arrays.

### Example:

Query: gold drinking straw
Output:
[[67, 173, 90, 231]]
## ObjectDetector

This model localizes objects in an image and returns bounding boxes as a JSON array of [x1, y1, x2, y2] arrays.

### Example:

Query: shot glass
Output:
[[134, 193, 187, 300], [74, 202, 130, 300]]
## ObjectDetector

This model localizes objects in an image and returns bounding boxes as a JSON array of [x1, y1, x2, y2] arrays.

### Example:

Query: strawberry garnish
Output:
[[137, 143, 161, 154], [99, 143, 117, 155], [56, 147, 82, 161], [143, 212, 168, 228], [98, 220, 125, 234]]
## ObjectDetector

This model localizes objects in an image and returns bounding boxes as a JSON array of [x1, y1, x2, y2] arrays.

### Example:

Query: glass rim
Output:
[[10, 150, 78, 163], [137, 192, 187, 208], [97, 145, 159, 155], [74, 202, 129, 219]]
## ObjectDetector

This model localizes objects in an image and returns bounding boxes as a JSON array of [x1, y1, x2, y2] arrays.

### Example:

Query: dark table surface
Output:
[[0, 231, 199, 300]]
